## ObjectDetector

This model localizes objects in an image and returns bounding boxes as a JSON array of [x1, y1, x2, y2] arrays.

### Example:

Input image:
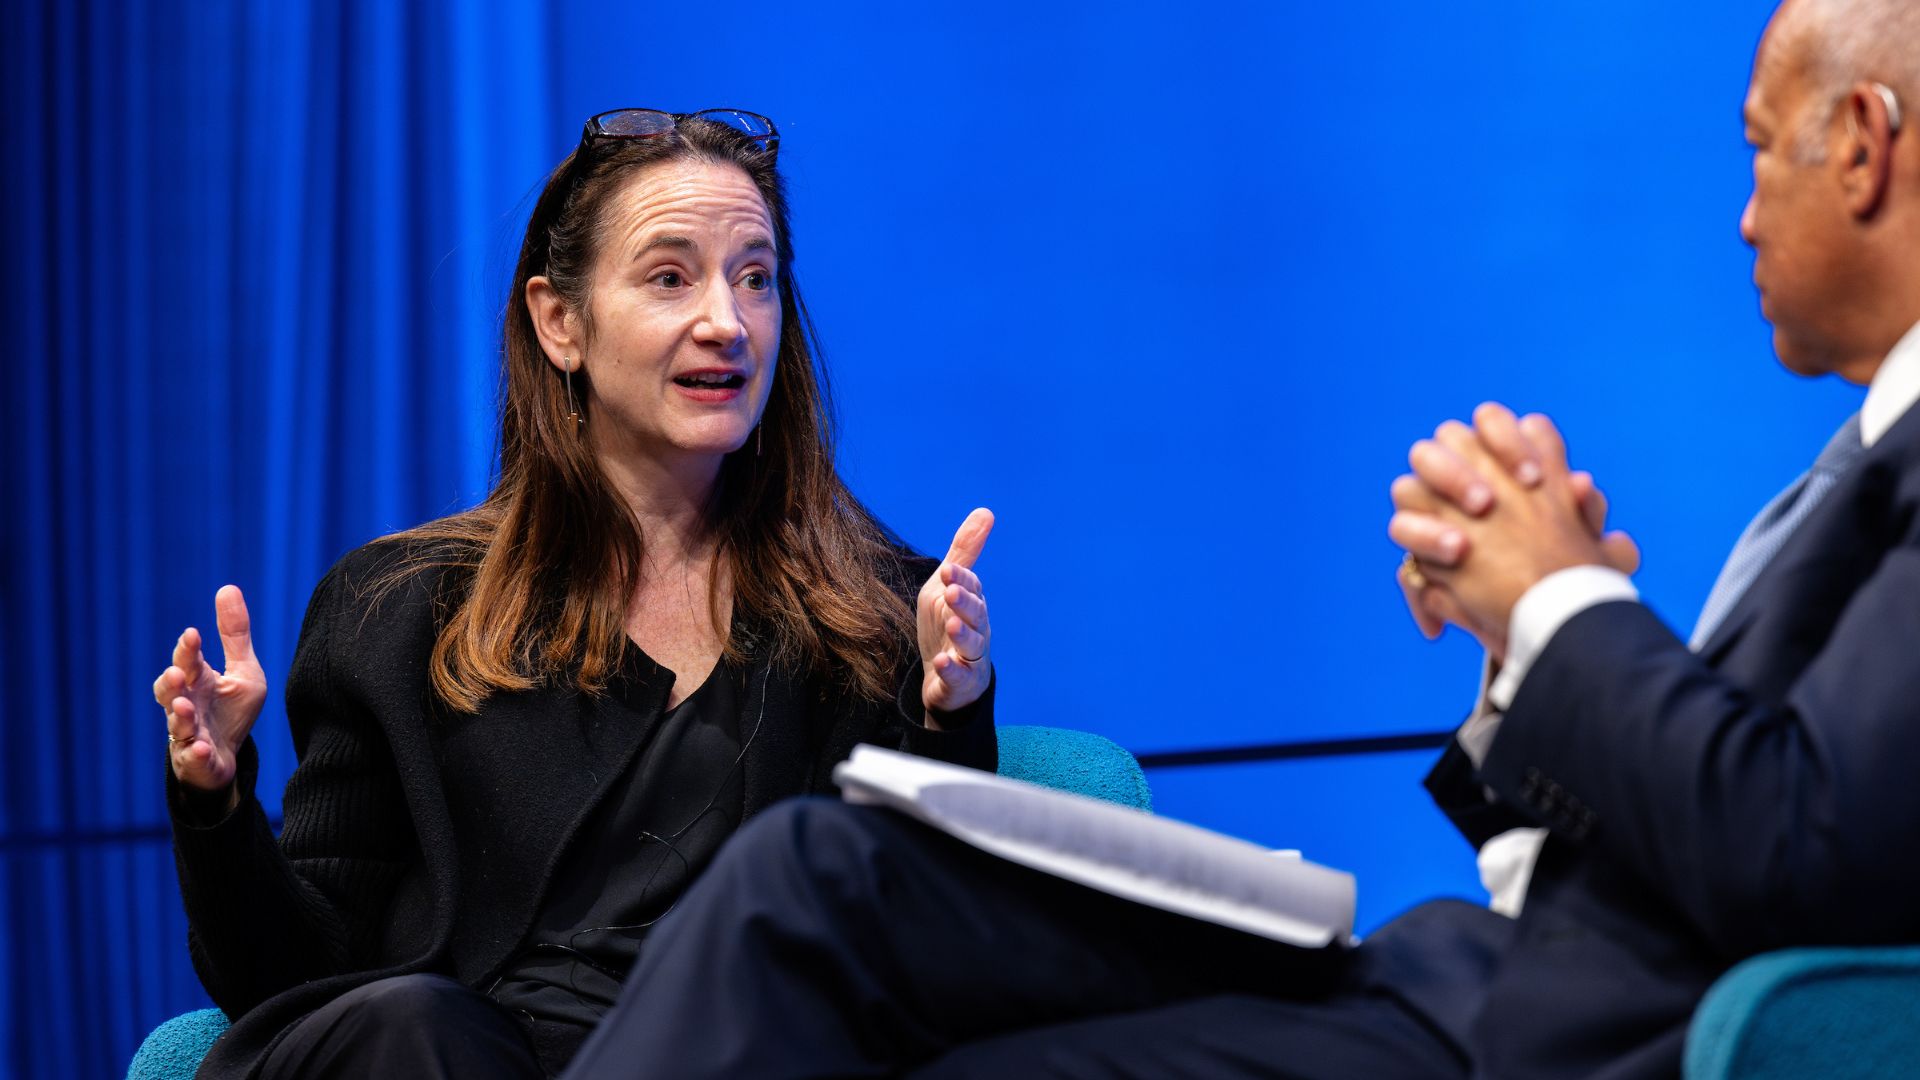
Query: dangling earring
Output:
[[756, 421, 763, 456], [564, 359, 584, 431]]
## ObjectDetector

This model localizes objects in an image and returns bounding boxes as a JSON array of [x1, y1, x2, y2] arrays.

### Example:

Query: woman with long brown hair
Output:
[[152, 110, 995, 1079]]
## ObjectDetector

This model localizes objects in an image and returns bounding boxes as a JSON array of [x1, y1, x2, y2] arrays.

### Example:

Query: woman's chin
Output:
[[673, 427, 754, 459], [594, 414, 756, 463]]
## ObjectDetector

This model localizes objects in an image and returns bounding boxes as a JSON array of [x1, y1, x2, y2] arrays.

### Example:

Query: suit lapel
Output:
[[1696, 403, 1920, 665]]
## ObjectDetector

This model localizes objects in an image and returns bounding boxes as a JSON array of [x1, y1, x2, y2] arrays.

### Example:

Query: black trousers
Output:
[[563, 797, 1514, 1079], [258, 973, 545, 1080]]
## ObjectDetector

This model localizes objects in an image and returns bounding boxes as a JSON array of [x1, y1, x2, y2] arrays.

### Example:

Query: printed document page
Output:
[[834, 745, 1356, 948]]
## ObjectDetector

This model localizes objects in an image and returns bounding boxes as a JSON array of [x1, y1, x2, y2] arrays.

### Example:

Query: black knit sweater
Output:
[[167, 538, 996, 1079]]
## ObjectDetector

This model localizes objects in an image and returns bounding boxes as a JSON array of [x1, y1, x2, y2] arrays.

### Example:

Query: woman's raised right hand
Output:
[[153, 585, 268, 796]]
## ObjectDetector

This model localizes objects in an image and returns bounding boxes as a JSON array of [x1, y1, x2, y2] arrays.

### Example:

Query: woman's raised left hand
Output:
[[918, 507, 994, 718]]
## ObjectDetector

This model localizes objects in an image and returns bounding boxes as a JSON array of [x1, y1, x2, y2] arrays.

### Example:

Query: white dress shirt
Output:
[[1467, 318, 1920, 917]]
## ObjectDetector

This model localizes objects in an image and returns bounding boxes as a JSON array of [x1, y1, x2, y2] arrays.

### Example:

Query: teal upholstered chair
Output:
[[127, 1009, 235, 1080], [1684, 946, 1920, 1078], [126, 725, 1150, 1080], [994, 724, 1151, 810]]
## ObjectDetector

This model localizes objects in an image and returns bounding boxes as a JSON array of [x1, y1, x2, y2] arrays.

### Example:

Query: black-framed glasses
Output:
[[579, 108, 780, 159]]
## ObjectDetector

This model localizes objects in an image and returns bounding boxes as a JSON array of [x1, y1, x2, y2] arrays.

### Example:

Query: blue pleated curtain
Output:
[[2, 3, 556, 1074]]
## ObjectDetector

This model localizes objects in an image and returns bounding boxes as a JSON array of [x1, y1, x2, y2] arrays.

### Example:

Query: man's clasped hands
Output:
[[1390, 402, 1643, 662]]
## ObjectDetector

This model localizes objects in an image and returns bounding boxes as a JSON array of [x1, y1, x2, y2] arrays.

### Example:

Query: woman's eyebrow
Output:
[[635, 234, 773, 257], [637, 234, 696, 256]]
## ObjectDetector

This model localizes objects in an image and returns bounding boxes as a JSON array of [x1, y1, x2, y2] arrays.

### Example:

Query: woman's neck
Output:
[[591, 433, 726, 577], [593, 441, 736, 692]]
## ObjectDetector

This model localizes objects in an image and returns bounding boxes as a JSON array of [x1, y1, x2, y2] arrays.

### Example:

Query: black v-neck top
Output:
[[489, 655, 750, 1070]]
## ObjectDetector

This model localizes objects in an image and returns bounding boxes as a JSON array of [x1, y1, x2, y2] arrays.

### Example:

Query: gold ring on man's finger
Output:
[[1402, 552, 1430, 590]]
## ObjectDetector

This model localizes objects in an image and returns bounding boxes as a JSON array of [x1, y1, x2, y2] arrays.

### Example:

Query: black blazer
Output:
[[1425, 400, 1920, 1079], [168, 538, 995, 1079]]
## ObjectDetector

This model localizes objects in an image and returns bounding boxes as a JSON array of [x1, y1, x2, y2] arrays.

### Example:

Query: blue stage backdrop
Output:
[[3, 0, 1853, 1074]]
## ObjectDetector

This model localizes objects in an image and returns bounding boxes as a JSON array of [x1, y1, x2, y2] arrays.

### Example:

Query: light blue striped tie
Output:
[[1689, 413, 1865, 651]]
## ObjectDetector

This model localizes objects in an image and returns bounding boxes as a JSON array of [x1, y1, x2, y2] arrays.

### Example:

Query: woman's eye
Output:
[[742, 271, 769, 291], [654, 271, 684, 288]]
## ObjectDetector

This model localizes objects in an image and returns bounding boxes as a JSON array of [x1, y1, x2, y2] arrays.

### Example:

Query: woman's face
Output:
[[555, 159, 782, 465]]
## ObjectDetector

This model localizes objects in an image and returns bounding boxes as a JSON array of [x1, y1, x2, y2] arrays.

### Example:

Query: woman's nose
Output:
[[691, 281, 746, 349]]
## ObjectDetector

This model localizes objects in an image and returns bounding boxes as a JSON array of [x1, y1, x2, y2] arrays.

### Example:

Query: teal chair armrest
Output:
[[995, 724, 1152, 810], [1685, 945, 1920, 1079], [127, 1007, 230, 1080]]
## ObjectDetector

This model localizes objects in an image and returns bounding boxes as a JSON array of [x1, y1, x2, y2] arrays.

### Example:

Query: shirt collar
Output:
[[1861, 318, 1920, 448]]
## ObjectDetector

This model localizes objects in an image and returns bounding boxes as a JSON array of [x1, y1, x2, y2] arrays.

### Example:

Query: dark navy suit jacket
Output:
[[1424, 401, 1920, 1079]]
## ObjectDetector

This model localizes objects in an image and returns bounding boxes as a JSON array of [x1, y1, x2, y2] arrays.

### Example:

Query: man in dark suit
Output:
[[562, 0, 1920, 1075]]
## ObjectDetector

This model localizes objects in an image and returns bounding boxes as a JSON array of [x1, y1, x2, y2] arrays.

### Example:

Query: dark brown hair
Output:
[[390, 119, 915, 712]]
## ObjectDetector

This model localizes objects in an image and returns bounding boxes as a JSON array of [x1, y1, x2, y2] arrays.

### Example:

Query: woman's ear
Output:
[[526, 275, 582, 372]]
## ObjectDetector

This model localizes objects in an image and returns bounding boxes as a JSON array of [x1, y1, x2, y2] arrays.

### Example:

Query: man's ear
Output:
[[1840, 81, 1897, 219], [526, 275, 582, 372]]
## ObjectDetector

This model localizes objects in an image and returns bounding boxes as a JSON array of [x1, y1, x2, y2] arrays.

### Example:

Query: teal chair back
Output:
[[996, 724, 1152, 810]]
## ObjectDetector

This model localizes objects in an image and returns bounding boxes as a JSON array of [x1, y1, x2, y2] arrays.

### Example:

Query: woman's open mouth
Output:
[[674, 372, 747, 390], [672, 370, 748, 402]]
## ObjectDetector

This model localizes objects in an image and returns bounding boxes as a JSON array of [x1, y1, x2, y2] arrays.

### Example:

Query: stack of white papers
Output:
[[834, 745, 1356, 948]]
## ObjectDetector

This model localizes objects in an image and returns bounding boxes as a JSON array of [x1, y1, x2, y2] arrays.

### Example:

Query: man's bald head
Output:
[[1768, 0, 1918, 161]]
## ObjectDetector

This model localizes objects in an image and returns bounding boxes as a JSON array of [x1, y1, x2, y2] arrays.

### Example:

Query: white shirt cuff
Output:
[[1478, 826, 1549, 917], [1487, 565, 1639, 711]]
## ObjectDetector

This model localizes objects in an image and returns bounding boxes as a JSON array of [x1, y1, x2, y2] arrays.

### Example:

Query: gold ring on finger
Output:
[[1402, 552, 1429, 590]]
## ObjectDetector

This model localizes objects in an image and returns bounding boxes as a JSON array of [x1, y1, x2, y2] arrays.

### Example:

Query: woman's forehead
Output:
[[603, 160, 774, 249]]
